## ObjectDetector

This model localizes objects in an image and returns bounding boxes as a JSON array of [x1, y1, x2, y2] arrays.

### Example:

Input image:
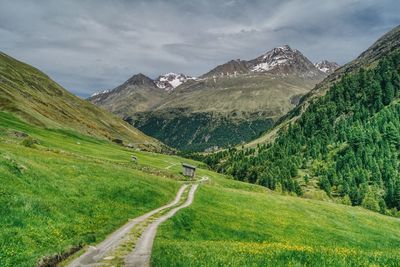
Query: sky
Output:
[[0, 0, 399, 97]]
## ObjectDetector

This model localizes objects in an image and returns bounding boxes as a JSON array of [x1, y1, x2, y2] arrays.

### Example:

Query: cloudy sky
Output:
[[0, 0, 399, 97]]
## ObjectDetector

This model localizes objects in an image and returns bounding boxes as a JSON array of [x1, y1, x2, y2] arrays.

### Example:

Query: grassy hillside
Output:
[[0, 52, 164, 151], [153, 172, 400, 266], [0, 111, 184, 266]]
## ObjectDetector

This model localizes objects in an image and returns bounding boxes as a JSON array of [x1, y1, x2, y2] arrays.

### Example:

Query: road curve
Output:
[[124, 184, 199, 267], [68, 184, 189, 267]]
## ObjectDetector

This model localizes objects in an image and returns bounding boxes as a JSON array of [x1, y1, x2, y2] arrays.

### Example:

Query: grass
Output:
[[0, 111, 185, 266], [153, 171, 400, 266], [96, 185, 192, 267], [2, 109, 400, 266]]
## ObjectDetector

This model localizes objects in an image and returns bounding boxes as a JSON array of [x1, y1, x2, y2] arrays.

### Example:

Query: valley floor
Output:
[[1, 112, 400, 266]]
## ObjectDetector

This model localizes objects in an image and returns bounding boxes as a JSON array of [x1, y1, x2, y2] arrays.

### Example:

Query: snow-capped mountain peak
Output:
[[202, 44, 327, 78], [314, 60, 340, 74], [155, 73, 195, 91], [249, 45, 320, 76], [252, 45, 297, 72], [262, 44, 295, 58]]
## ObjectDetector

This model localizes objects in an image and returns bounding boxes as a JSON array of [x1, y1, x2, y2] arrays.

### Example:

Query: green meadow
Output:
[[153, 172, 400, 266], [0, 112, 185, 266], [1, 111, 400, 266]]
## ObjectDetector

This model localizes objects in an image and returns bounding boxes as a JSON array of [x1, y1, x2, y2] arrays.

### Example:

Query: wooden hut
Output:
[[182, 163, 196, 178]]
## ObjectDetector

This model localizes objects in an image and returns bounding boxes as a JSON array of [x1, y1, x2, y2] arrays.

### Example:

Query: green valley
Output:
[[1, 3, 400, 266], [1, 111, 400, 266]]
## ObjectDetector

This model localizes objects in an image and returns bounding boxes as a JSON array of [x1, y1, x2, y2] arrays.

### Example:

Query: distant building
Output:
[[182, 163, 196, 178]]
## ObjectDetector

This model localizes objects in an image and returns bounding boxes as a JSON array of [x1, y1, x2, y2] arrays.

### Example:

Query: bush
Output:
[[21, 137, 38, 148]]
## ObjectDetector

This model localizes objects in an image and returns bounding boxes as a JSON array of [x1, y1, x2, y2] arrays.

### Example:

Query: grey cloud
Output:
[[0, 0, 399, 97]]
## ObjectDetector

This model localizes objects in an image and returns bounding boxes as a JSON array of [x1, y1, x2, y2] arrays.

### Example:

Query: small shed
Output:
[[182, 163, 196, 178]]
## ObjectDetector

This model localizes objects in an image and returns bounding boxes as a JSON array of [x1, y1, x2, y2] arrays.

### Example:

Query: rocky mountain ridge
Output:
[[202, 45, 325, 78], [90, 72, 195, 99]]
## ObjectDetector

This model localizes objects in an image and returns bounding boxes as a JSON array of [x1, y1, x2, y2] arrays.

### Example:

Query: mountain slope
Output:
[[0, 53, 163, 151], [248, 45, 322, 76], [301, 25, 400, 111], [201, 45, 323, 77], [203, 25, 400, 214], [247, 25, 400, 148], [88, 73, 168, 117], [117, 45, 327, 151], [155, 73, 195, 91], [88, 72, 194, 116]]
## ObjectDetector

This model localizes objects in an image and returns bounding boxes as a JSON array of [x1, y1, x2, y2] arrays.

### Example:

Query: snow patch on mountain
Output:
[[251, 45, 298, 72], [91, 89, 110, 97], [155, 73, 195, 91], [314, 60, 340, 74]]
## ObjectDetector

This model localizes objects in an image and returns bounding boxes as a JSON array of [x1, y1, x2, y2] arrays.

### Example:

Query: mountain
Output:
[[88, 73, 168, 117], [0, 53, 164, 151], [94, 45, 326, 151], [202, 45, 322, 77], [88, 72, 195, 116], [203, 25, 400, 214], [314, 60, 340, 74], [249, 45, 322, 76], [155, 73, 195, 91]]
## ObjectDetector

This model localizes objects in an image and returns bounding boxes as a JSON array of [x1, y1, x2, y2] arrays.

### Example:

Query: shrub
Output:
[[21, 137, 38, 148]]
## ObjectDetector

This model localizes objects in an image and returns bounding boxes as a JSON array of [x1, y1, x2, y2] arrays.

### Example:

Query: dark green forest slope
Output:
[[128, 109, 274, 151], [203, 51, 400, 214]]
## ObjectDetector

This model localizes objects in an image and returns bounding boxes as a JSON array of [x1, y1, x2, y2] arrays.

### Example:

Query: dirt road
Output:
[[67, 177, 207, 267], [67, 184, 189, 267], [124, 184, 199, 267]]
